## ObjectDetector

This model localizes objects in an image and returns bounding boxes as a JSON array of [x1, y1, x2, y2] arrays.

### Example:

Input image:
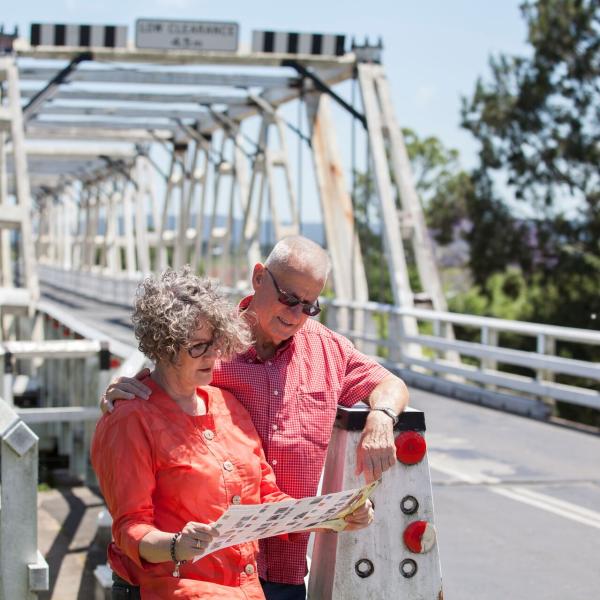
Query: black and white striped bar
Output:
[[252, 30, 345, 56], [30, 23, 127, 48]]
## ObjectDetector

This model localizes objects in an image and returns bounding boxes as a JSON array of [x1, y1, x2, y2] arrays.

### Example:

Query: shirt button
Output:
[[247, 359, 252, 364], [271, 459, 277, 466], [244, 564, 255, 575], [267, 361, 272, 366], [203, 430, 214, 441], [232, 495, 241, 505], [223, 461, 234, 471], [272, 424, 278, 431], [273, 390, 279, 396]]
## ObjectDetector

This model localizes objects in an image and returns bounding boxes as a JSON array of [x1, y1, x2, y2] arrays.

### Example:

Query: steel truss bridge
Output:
[[0, 32, 599, 599]]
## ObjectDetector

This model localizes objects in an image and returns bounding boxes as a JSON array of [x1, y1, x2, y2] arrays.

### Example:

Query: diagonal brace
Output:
[[282, 60, 367, 129], [23, 51, 93, 121]]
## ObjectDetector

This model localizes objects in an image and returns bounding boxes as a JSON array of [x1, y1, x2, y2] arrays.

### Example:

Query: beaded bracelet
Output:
[[170, 532, 186, 577]]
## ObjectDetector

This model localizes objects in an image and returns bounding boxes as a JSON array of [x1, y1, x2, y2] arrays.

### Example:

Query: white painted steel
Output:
[[2, 339, 101, 359], [308, 406, 443, 599], [0, 398, 48, 599], [0, 57, 39, 302], [19, 66, 295, 89], [17, 45, 355, 68], [19, 88, 251, 105]]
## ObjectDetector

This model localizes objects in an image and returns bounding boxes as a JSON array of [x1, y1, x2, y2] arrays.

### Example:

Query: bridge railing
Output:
[[0, 396, 49, 599], [4, 297, 145, 484], [0, 299, 145, 599], [37, 265, 600, 417], [324, 298, 600, 417]]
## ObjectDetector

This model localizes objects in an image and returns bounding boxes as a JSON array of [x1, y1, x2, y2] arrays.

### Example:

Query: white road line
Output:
[[430, 458, 600, 530], [493, 487, 600, 530]]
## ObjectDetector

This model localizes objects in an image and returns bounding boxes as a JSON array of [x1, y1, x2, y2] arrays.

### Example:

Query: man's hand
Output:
[[355, 410, 396, 483], [100, 368, 152, 414], [355, 374, 408, 482]]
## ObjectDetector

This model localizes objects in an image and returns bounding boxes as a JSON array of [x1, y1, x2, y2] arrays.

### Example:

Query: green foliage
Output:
[[461, 0, 600, 332], [402, 128, 472, 244]]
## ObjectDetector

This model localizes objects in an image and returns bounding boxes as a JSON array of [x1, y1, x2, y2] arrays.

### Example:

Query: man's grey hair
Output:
[[132, 266, 251, 364], [264, 236, 331, 283]]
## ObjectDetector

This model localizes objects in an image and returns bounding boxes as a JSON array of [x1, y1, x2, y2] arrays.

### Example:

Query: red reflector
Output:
[[110, 358, 121, 369], [403, 520, 436, 553], [395, 431, 426, 464]]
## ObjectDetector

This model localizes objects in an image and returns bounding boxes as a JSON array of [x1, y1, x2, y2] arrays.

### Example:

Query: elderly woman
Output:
[[91, 267, 372, 600]]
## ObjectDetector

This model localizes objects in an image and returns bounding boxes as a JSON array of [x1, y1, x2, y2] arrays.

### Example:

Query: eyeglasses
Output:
[[265, 267, 321, 317], [187, 338, 217, 359]]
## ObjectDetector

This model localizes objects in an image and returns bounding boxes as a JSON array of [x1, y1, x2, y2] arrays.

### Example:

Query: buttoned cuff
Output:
[[119, 523, 158, 569]]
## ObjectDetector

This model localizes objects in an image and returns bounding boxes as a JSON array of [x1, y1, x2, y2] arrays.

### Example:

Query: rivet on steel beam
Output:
[[355, 558, 374, 578], [400, 558, 418, 579], [400, 495, 419, 515]]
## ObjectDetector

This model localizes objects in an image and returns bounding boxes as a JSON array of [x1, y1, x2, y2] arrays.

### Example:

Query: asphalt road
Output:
[[413, 389, 600, 600], [41, 286, 600, 599]]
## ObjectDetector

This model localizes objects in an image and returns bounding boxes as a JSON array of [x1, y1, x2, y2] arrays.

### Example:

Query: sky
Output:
[[7, 0, 531, 169]]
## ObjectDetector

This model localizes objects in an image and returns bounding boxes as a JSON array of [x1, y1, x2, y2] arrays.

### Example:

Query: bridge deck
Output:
[[36, 287, 600, 599]]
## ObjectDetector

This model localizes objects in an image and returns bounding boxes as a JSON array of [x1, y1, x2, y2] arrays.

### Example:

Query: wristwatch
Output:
[[371, 407, 399, 426]]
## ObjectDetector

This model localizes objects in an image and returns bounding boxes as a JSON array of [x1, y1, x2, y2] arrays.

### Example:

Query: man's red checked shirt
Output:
[[211, 296, 390, 585]]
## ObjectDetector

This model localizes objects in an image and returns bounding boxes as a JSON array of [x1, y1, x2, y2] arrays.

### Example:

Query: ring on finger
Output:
[[195, 540, 201, 549]]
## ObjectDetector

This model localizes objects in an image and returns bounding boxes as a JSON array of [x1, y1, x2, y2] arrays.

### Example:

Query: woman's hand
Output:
[[100, 368, 152, 413], [176, 522, 220, 560], [343, 499, 374, 531]]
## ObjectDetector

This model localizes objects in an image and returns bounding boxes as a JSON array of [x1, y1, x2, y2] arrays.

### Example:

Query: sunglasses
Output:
[[265, 267, 321, 317], [187, 338, 217, 359]]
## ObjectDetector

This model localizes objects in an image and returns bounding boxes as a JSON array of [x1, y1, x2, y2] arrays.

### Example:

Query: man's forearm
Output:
[[355, 374, 409, 481], [366, 374, 409, 416]]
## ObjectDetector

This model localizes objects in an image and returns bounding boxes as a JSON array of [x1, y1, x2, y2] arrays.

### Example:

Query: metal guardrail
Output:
[[323, 299, 600, 414], [0, 298, 146, 599], [37, 265, 600, 414], [0, 398, 49, 599]]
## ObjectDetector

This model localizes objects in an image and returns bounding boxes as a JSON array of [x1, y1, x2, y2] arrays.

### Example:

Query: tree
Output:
[[461, 0, 600, 330]]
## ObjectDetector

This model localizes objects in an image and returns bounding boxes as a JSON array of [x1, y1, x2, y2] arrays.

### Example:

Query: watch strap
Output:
[[371, 407, 399, 426]]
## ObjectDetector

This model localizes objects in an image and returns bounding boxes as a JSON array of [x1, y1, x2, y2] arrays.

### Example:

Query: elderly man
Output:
[[102, 235, 408, 600]]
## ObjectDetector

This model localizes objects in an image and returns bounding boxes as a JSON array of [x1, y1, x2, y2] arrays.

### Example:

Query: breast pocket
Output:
[[297, 388, 338, 450]]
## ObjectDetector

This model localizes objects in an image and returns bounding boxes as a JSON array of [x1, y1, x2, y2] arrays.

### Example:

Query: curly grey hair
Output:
[[132, 266, 252, 364]]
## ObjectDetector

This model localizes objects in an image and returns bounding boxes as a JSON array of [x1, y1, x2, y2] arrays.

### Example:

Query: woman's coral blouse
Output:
[[91, 378, 291, 599]]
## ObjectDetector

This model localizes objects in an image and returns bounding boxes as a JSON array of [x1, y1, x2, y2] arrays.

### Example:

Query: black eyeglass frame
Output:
[[264, 267, 321, 317], [187, 338, 217, 359]]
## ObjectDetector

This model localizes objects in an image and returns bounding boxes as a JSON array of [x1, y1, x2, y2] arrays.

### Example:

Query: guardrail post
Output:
[[480, 326, 498, 390], [3, 350, 13, 406], [0, 402, 49, 599], [308, 405, 443, 599], [81, 341, 111, 485], [536, 333, 556, 406]]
